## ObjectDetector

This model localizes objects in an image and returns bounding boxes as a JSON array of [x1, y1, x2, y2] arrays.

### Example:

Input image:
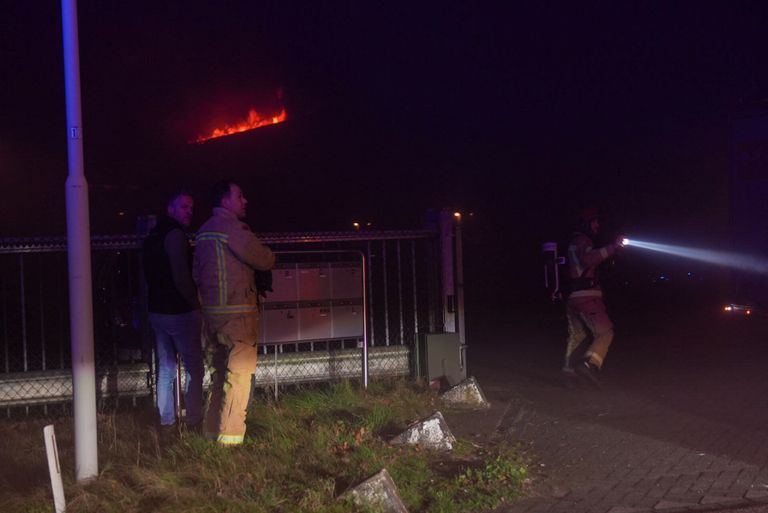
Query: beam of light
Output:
[[623, 238, 768, 275], [192, 107, 287, 144]]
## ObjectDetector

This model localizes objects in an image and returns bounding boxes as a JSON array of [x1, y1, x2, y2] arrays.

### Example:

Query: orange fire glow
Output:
[[194, 108, 287, 143]]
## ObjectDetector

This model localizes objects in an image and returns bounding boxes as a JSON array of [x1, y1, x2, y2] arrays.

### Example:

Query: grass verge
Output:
[[0, 380, 527, 513]]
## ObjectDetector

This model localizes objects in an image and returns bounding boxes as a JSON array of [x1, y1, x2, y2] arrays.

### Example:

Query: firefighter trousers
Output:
[[204, 333, 258, 445], [564, 295, 614, 370]]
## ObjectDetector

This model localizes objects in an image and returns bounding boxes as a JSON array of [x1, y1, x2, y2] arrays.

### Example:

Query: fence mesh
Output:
[[0, 230, 450, 417]]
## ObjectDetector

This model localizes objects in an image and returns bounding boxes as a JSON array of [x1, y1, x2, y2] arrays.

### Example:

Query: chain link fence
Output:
[[0, 227, 459, 417]]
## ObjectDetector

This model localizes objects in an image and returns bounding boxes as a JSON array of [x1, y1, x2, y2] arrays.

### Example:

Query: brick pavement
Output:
[[447, 310, 768, 513]]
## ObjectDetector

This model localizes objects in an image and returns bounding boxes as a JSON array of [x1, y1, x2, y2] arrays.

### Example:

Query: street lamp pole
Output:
[[61, 0, 98, 481]]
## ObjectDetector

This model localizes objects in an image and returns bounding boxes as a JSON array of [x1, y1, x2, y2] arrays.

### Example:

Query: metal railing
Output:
[[0, 214, 464, 416]]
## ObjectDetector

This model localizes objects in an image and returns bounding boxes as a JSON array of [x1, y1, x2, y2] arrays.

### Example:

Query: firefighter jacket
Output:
[[193, 207, 275, 344], [567, 231, 616, 299]]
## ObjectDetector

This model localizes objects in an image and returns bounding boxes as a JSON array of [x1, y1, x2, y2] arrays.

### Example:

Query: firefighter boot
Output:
[[575, 360, 602, 389]]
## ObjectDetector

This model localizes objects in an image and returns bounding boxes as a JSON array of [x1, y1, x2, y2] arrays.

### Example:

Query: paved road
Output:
[[453, 296, 768, 513]]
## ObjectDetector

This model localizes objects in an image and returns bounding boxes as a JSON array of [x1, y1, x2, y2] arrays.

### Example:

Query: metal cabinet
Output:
[[331, 299, 364, 338], [260, 261, 364, 344], [269, 267, 298, 302], [331, 264, 362, 299], [262, 303, 299, 343]]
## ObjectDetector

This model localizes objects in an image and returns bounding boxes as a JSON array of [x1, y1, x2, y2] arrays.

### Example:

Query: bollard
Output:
[[44, 424, 67, 513]]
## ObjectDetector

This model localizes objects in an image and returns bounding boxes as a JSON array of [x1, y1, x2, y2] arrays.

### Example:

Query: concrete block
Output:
[[343, 468, 409, 513], [390, 411, 456, 451], [440, 376, 491, 409]]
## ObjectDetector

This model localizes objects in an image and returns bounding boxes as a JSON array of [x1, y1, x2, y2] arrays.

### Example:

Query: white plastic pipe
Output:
[[61, 0, 98, 481], [44, 425, 67, 513]]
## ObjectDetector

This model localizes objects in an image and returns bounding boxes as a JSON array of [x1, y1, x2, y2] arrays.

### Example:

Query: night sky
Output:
[[2, 2, 768, 278]]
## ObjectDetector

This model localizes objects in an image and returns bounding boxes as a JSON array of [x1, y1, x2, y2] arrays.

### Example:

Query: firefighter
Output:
[[193, 180, 275, 445], [563, 207, 623, 388]]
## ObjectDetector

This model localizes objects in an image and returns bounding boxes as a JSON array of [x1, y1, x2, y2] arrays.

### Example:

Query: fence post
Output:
[[361, 252, 369, 389], [438, 209, 466, 371], [135, 216, 156, 405], [454, 213, 466, 369], [438, 209, 456, 333]]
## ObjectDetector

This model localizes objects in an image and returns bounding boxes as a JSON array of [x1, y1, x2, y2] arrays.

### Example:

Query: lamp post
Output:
[[61, 0, 98, 481]]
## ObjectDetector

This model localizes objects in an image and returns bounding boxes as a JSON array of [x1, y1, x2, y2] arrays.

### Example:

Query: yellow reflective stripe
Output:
[[569, 289, 602, 298], [204, 433, 244, 445], [568, 245, 583, 277], [585, 351, 604, 367], [217, 434, 244, 445], [203, 304, 259, 315], [214, 241, 227, 305], [196, 232, 229, 242], [196, 231, 229, 306]]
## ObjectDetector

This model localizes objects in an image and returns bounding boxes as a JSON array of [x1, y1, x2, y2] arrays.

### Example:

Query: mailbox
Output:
[[260, 261, 364, 344]]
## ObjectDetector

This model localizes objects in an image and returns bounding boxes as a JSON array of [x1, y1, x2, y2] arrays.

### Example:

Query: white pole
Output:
[[439, 209, 456, 332], [44, 425, 67, 513], [361, 253, 369, 389], [61, 0, 98, 481]]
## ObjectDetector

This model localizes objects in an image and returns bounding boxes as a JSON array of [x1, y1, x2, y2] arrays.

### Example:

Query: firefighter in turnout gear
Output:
[[563, 207, 623, 388], [193, 180, 275, 445]]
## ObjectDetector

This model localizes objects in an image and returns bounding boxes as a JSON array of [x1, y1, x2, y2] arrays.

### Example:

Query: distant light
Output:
[[723, 304, 754, 316], [352, 222, 360, 230], [366, 222, 372, 227], [117, 211, 126, 217], [621, 237, 630, 246], [453, 212, 462, 220]]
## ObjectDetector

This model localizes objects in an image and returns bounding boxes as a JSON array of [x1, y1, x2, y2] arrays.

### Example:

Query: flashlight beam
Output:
[[623, 238, 768, 275]]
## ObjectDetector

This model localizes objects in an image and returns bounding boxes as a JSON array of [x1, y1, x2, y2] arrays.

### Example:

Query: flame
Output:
[[194, 108, 287, 143]]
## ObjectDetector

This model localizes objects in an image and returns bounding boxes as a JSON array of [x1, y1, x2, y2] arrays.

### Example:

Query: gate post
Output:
[[438, 209, 466, 370], [439, 210, 456, 332]]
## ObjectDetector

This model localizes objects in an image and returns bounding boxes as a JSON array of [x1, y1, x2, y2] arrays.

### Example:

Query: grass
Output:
[[0, 380, 528, 513]]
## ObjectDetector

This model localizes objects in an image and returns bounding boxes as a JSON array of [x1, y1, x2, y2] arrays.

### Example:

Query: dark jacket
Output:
[[566, 230, 616, 298], [143, 216, 199, 314]]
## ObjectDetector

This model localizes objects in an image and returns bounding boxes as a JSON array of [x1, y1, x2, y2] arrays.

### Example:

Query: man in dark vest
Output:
[[143, 189, 203, 434]]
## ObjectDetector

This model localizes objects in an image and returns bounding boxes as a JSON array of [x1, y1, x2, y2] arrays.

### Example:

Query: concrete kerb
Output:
[[440, 376, 491, 410], [389, 411, 457, 451], [342, 468, 409, 513]]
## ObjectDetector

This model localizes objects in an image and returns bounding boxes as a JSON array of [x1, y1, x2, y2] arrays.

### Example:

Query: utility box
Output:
[[331, 264, 363, 299], [270, 266, 298, 302], [260, 261, 364, 344], [298, 300, 333, 340], [331, 299, 365, 338], [419, 333, 465, 386], [261, 303, 299, 343], [298, 264, 331, 301]]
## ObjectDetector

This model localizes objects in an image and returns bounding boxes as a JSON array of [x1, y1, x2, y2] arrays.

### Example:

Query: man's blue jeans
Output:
[[149, 310, 203, 426]]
